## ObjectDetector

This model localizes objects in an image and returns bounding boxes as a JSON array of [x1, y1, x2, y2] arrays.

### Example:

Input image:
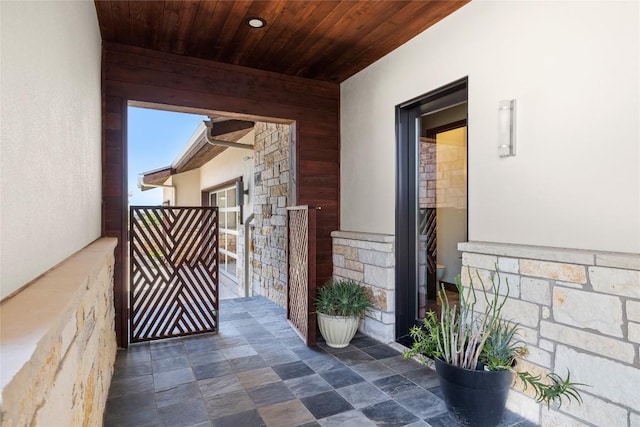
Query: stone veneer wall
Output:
[[332, 231, 396, 343], [0, 238, 118, 427], [251, 122, 290, 307], [459, 242, 640, 427]]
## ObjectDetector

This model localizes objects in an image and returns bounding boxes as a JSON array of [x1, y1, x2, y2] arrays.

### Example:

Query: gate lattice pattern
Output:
[[287, 206, 317, 346], [129, 206, 219, 342]]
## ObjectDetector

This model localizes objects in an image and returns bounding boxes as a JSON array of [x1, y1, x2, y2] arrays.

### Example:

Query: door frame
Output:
[[394, 77, 468, 345]]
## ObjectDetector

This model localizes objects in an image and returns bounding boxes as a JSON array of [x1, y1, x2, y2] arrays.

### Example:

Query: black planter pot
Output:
[[434, 358, 513, 427]]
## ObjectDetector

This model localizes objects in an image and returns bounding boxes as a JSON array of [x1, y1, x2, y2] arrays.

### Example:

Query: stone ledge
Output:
[[0, 237, 117, 401], [459, 241, 599, 265], [331, 230, 395, 243]]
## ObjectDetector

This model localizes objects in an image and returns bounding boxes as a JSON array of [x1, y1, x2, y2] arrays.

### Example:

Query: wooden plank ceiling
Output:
[[94, 0, 468, 82]]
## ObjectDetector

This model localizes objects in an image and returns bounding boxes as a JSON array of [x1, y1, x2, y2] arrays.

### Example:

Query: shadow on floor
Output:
[[104, 296, 536, 427]]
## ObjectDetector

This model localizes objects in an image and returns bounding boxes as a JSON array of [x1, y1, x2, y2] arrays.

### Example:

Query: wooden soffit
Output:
[[94, 0, 468, 82]]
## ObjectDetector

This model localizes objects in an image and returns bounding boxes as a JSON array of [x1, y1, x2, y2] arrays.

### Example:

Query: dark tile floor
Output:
[[104, 296, 536, 427]]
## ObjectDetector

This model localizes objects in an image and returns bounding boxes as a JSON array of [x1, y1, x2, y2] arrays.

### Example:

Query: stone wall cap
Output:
[[331, 230, 395, 243], [0, 237, 118, 395], [458, 241, 598, 265]]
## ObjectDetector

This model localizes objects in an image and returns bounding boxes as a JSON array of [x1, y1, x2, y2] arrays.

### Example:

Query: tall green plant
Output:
[[404, 267, 584, 408]]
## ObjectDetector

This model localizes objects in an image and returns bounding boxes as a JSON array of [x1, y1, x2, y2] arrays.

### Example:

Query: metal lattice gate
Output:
[[286, 205, 317, 346], [129, 206, 219, 343]]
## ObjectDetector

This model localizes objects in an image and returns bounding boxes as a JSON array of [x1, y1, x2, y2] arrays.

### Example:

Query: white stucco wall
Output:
[[341, 1, 640, 253], [0, 2, 103, 299]]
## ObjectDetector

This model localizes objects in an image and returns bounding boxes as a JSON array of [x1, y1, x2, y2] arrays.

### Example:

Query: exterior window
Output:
[[209, 185, 239, 280]]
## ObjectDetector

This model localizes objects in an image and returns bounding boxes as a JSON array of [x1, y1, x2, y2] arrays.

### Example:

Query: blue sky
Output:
[[127, 107, 207, 206]]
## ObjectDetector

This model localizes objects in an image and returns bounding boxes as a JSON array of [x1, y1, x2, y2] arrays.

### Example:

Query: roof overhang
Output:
[[139, 119, 254, 191]]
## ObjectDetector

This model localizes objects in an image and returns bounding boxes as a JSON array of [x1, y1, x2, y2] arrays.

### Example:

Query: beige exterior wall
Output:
[[172, 169, 202, 206], [0, 1, 103, 299], [340, 0, 639, 254]]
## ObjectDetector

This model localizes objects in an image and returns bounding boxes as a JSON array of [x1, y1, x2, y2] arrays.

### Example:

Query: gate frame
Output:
[[129, 205, 219, 343]]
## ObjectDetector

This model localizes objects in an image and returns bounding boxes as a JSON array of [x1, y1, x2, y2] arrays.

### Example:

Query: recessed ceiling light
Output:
[[248, 17, 266, 29]]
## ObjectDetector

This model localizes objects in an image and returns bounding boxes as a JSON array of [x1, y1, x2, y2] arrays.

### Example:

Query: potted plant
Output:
[[404, 268, 584, 427], [315, 279, 373, 348]]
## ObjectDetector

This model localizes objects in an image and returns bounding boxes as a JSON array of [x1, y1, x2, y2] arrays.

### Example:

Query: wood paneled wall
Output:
[[102, 43, 340, 347]]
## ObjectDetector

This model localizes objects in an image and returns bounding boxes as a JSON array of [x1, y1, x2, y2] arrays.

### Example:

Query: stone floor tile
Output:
[[424, 412, 463, 427], [394, 389, 447, 419], [270, 328, 302, 340], [154, 367, 196, 392], [236, 367, 281, 390], [350, 360, 396, 382], [300, 390, 354, 419], [229, 354, 267, 373], [215, 335, 249, 349], [247, 381, 295, 407], [361, 400, 419, 427], [373, 374, 421, 398], [379, 355, 423, 373], [404, 421, 431, 427], [292, 345, 328, 360], [317, 342, 356, 354], [318, 410, 376, 427], [349, 335, 382, 349], [155, 381, 202, 408], [150, 342, 186, 360], [105, 390, 156, 419], [108, 374, 154, 398], [285, 374, 333, 398], [192, 360, 233, 380], [111, 360, 152, 380], [257, 399, 315, 427], [278, 336, 309, 349], [261, 349, 300, 366], [104, 409, 160, 427], [114, 347, 151, 367], [303, 354, 345, 373], [217, 324, 242, 337], [211, 409, 266, 427], [319, 367, 365, 389], [221, 312, 252, 321], [188, 350, 225, 367], [204, 389, 255, 419], [361, 344, 401, 360], [152, 354, 190, 373], [272, 360, 314, 380], [157, 399, 209, 427], [403, 367, 440, 389], [251, 341, 288, 354], [231, 317, 260, 327], [199, 373, 243, 398], [336, 381, 390, 409], [427, 386, 444, 400], [105, 296, 533, 427], [184, 337, 221, 355], [221, 344, 257, 360], [333, 348, 375, 366]]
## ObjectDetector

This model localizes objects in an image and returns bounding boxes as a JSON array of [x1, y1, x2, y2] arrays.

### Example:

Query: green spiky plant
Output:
[[404, 267, 585, 408], [315, 279, 373, 318]]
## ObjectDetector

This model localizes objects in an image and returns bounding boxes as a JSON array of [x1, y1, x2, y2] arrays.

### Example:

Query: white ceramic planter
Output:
[[317, 312, 360, 348]]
